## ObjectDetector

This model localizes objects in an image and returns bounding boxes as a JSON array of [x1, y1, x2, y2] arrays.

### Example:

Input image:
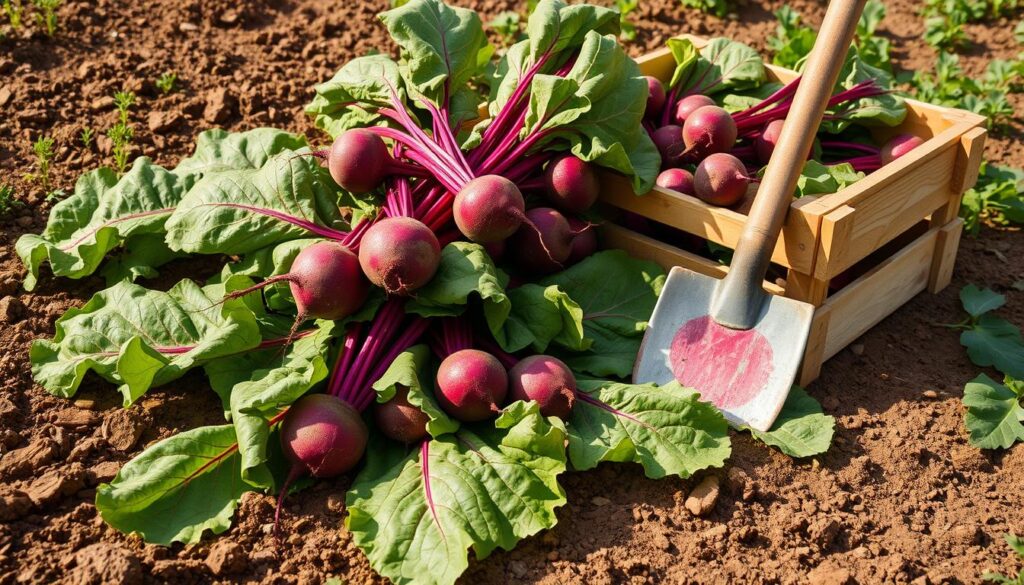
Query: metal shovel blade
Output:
[[634, 267, 815, 431]]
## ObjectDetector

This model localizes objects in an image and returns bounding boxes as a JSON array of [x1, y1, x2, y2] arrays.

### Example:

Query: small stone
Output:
[[205, 541, 247, 576], [73, 399, 97, 410], [203, 88, 237, 124], [147, 111, 183, 134], [326, 492, 346, 514], [69, 543, 143, 585], [26, 466, 86, 506], [850, 343, 865, 356], [261, 523, 275, 534], [0, 86, 11, 107], [101, 409, 149, 451], [15, 216, 33, 229], [0, 296, 24, 323], [92, 95, 115, 111], [880, 372, 890, 381], [703, 524, 728, 541], [591, 496, 611, 507], [219, 11, 239, 25], [179, 22, 199, 32], [685, 475, 720, 517], [807, 561, 853, 585], [922, 390, 939, 399]]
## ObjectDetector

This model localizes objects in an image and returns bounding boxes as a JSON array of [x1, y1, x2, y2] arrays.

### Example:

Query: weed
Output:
[[2, 0, 23, 29], [487, 11, 520, 49], [680, 0, 728, 18], [80, 126, 94, 150], [30, 0, 59, 36], [109, 90, 136, 174], [616, 0, 638, 41], [0, 184, 21, 215], [24, 136, 55, 192], [155, 71, 178, 94]]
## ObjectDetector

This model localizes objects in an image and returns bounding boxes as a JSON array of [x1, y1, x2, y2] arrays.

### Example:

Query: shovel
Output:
[[633, 0, 867, 431]]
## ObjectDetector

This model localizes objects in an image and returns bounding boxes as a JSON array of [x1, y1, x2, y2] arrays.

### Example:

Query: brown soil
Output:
[[2, 0, 1023, 584]]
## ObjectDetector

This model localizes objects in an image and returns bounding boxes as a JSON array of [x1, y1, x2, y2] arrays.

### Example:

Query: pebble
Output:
[[203, 88, 236, 124], [0, 86, 11, 107], [205, 541, 247, 576], [101, 409, 149, 451], [15, 216, 33, 229], [685, 475, 720, 516], [52, 408, 101, 427], [850, 343, 865, 356], [922, 390, 939, 399], [591, 496, 611, 507], [0, 296, 25, 323], [147, 111, 183, 134], [179, 22, 199, 32]]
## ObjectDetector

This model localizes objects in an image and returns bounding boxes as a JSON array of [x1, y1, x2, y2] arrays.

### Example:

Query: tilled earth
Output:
[[1, 1, 1023, 584]]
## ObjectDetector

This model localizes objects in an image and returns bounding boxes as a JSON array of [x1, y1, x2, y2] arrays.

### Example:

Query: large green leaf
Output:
[[165, 150, 346, 255], [960, 284, 1006, 318], [305, 55, 407, 138], [746, 387, 835, 457], [96, 424, 252, 545], [495, 283, 586, 353], [821, 48, 907, 132], [173, 128, 310, 186], [792, 160, 864, 198], [347, 402, 567, 585], [30, 278, 261, 405], [567, 380, 731, 478], [98, 233, 186, 285], [379, 0, 491, 107], [961, 314, 1024, 379], [524, 31, 660, 193], [16, 160, 183, 291], [671, 37, 766, 96], [542, 250, 665, 377], [962, 374, 1024, 450], [372, 344, 459, 438], [406, 242, 511, 329]]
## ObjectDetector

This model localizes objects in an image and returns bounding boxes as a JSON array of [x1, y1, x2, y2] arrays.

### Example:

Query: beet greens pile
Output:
[[16, 2, 837, 583]]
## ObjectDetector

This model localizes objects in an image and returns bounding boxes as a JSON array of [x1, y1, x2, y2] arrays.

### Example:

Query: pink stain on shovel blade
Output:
[[669, 315, 773, 409]]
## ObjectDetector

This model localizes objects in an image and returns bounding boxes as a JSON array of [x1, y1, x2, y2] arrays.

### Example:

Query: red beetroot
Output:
[[286, 241, 369, 321], [328, 129, 391, 194], [754, 119, 785, 164], [652, 125, 685, 168], [880, 133, 925, 165], [645, 76, 667, 117], [674, 94, 716, 125], [508, 355, 576, 419], [374, 386, 429, 444], [453, 175, 526, 243], [509, 207, 574, 274], [694, 153, 750, 207], [656, 168, 695, 195], [544, 155, 600, 214], [280, 394, 368, 478], [567, 218, 597, 264], [435, 349, 509, 422], [358, 217, 441, 295], [682, 105, 738, 156]]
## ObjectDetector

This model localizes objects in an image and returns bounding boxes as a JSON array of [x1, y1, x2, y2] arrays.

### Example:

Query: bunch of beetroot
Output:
[[642, 40, 922, 207]]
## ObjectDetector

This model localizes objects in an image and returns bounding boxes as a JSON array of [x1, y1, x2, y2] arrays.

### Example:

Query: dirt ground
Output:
[[1, 0, 1023, 583]]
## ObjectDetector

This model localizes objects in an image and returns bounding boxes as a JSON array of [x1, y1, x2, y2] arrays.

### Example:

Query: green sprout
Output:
[[0, 184, 21, 215], [155, 71, 178, 94], [80, 126, 94, 150], [30, 0, 60, 36], [2, 0, 23, 29], [25, 136, 55, 192], [108, 90, 137, 174]]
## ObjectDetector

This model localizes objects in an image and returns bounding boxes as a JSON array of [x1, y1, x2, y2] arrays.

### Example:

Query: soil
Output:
[[1, 0, 1023, 584]]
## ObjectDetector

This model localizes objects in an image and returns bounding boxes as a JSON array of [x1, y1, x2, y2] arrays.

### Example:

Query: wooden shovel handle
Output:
[[711, 0, 867, 329]]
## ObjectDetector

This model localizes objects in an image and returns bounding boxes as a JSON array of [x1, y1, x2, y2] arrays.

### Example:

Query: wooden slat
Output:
[[597, 223, 787, 296], [928, 218, 964, 294], [785, 269, 830, 307], [821, 228, 938, 360], [951, 126, 989, 195], [600, 174, 819, 273], [799, 305, 832, 386]]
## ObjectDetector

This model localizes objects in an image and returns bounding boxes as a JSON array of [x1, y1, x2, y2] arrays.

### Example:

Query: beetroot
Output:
[[645, 76, 667, 117], [694, 153, 750, 207], [453, 175, 526, 243], [682, 105, 737, 156], [656, 168, 695, 195], [754, 119, 785, 164], [509, 207, 574, 274], [483, 239, 507, 263], [358, 217, 441, 295], [287, 241, 368, 320], [508, 355, 576, 419], [652, 125, 685, 168], [544, 155, 600, 214], [673, 94, 716, 125], [280, 394, 368, 478], [435, 349, 508, 422], [567, 218, 597, 264], [328, 129, 391, 194], [880, 133, 925, 165], [374, 386, 429, 444]]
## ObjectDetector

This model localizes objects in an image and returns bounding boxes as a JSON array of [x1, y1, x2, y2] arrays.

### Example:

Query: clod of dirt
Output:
[[684, 475, 720, 516], [0, 487, 32, 521], [88, 461, 121, 485], [0, 86, 11, 107], [807, 561, 854, 585], [147, 111, 184, 134], [51, 408, 101, 427], [0, 296, 25, 324], [205, 541, 247, 576], [25, 464, 86, 506], [66, 543, 143, 585], [0, 437, 59, 478], [101, 409, 150, 452], [203, 88, 237, 124]]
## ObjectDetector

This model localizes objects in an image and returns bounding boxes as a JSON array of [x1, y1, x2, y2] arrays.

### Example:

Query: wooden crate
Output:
[[599, 37, 987, 385]]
